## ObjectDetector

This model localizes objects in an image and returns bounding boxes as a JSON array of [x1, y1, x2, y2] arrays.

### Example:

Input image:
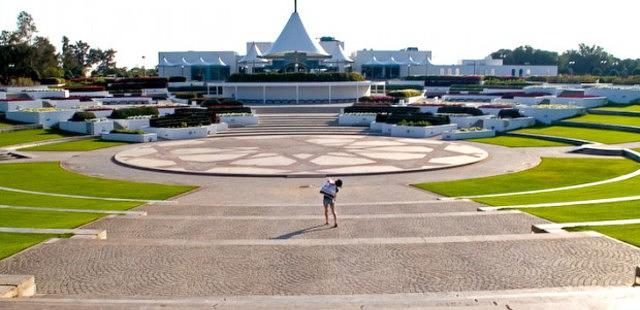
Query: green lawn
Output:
[[0, 162, 196, 200], [594, 105, 640, 113], [414, 158, 639, 197], [0, 233, 62, 260], [0, 119, 17, 128], [565, 114, 640, 127], [567, 224, 640, 247], [0, 208, 103, 229], [515, 126, 640, 144], [20, 139, 128, 152], [0, 129, 75, 147], [469, 136, 569, 147], [477, 173, 640, 206], [520, 200, 640, 223], [0, 190, 140, 211]]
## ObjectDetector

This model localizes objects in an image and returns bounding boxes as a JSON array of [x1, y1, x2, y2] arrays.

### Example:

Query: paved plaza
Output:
[[2, 133, 640, 308], [114, 135, 488, 176]]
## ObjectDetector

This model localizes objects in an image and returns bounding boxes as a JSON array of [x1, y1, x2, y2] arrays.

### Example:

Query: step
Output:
[[85, 212, 545, 241], [141, 201, 483, 216], [3, 233, 638, 297]]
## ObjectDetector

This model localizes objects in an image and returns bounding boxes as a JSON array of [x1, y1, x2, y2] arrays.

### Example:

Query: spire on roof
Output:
[[262, 7, 329, 59], [240, 42, 269, 64]]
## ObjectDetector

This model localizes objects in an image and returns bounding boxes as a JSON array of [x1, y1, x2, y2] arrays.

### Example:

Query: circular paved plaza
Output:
[[114, 135, 489, 176]]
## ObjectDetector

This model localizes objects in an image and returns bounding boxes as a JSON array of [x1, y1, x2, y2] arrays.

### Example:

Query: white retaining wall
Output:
[[101, 133, 158, 143], [5, 110, 76, 129], [442, 129, 495, 140], [585, 87, 640, 104], [98, 97, 153, 105], [113, 119, 151, 130], [70, 91, 111, 98], [389, 124, 458, 138], [518, 106, 586, 124], [23, 89, 68, 99], [219, 115, 259, 127], [0, 100, 43, 112], [513, 96, 546, 106], [548, 96, 608, 108], [483, 117, 536, 132], [85, 110, 114, 118], [43, 99, 98, 110], [449, 115, 495, 128], [338, 114, 377, 126], [144, 126, 209, 140], [59, 120, 114, 136]]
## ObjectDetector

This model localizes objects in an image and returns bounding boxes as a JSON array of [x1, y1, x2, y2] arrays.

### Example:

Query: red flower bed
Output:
[[359, 96, 395, 104], [558, 93, 599, 98]]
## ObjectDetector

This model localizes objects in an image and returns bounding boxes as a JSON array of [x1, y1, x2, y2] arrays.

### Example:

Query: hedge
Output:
[[106, 77, 168, 90], [110, 107, 159, 119], [344, 105, 420, 114], [40, 77, 65, 85], [387, 89, 422, 98], [65, 85, 106, 92], [498, 109, 522, 119], [227, 72, 365, 83], [70, 111, 96, 122], [382, 112, 450, 125], [437, 106, 483, 116], [406, 76, 482, 86], [150, 108, 212, 128], [111, 129, 145, 135], [168, 76, 187, 82]]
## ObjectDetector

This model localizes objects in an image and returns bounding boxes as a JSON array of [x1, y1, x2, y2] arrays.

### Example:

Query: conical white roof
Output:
[[324, 44, 353, 64], [161, 57, 178, 67], [181, 57, 192, 66], [263, 12, 329, 59], [407, 56, 422, 66], [240, 43, 269, 64], [384, 56, 403, 65], [212, 56, 227, 66]]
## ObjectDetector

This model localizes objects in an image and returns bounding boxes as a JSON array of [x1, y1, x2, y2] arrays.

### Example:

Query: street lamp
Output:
[[141, 56, 146, 77], [568, 61, 576, 76]]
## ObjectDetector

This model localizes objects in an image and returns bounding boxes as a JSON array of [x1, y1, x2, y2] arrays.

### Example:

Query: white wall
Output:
[[6, 110, 76, 129], [585, 87, 640, 104], [0, 100, 43, 113]]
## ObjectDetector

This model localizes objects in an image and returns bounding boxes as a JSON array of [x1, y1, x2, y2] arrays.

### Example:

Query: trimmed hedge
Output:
[[406, 76, 482, 86], [65, 85, 106, 92], [111, 129, 145, 135], [70, 111, 96, 122], [437, 106, 483, 116], [110, 107, 159, 119], [227, 72, 365, 83], [498, 109, 522, 119], [381, 112, 450, 125], [168, 76, 187, 82], [344, 105, 420, 114], [150, 108, 213, 128], [387, 89, 422, 98], [40, 77, 65, 85], [106, 77, 168, 91]]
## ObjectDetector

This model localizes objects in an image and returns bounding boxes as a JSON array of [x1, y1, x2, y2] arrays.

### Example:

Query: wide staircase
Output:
[[218, 105, 370, 137]]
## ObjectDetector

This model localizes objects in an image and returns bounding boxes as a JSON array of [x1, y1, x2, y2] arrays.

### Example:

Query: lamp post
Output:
[[568, 61, 576, 76], [141, 56, 146, 77]]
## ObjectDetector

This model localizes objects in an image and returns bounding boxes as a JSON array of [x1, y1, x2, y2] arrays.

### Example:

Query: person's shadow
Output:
[[271, 224, 332, 240]]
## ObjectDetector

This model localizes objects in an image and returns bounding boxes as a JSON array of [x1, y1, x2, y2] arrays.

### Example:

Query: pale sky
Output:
[[1, 0, 638, 68]]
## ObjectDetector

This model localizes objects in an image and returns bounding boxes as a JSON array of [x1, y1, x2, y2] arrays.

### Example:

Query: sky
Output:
[[1, 0, 638, 68]]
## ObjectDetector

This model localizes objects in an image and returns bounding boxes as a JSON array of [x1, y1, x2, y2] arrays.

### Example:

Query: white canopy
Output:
[[181, 57, 192, 66], [407, 56, 422, 66], [262, 12, 329, 59], [384, 56, 403, 65], [363, 56, 384, 66], [161, 57, 178, 67], [324, 44, 353, 64], [240, 43, 269, 64]]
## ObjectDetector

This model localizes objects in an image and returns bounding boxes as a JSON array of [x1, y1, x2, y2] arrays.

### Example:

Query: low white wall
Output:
[[397, 95, 424, 105], [144, 126, 209, 140], [479, 107, 516, 115], [523, 86, 561, 96], [483, 117, 536, 132], [415, 106, 442, 114], [424, 86, 450, 95], [209, 123, 229, 134], [518, 106, 586, 125], [142, 88, 169, 96], [114, 119, 151, 130], [548, 96, 608, 108], [223, 82, 372, 102], [5, 110, 75, 129], [0, 92, 6, 100], [99, 97, 153, 105], [43, 99, 98, 110], [513, 96, 545, 106], [449, 115, 494, 128], [23, 89, 69, 99], [0, 100, 43, 112], [219, 115, 259, 127], [338, 114, 377, 126], [85, 109, 114, 118], [388, 124, 458, 138], [158, 108, 176, 117], [443, 95, 501, 101], [101, 133, 158, 143], [585, 87, 640, 104], [59, 120, 114, 136], [442, 129, 495, 140], [70, 91, 111, 98]]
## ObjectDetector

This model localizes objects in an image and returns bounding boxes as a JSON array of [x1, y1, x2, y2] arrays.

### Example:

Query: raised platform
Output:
[[113, 135, 488, 177]]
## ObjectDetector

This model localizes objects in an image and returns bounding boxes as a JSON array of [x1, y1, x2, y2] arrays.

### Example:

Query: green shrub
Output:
[[110, 107, 159, 119], [398, 119, 431, 127], [227, 72, 365, 83], [437, 106, 483, 116], [111, 129, 145, 135], [70, 111, 97, 122], [387, 89, 422, 98], [498, 109, 522, 119], [40, 77, 65, 85]]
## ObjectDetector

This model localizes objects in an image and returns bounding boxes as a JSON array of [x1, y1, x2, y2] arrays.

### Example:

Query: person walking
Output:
[[320, 178, 343, 228]]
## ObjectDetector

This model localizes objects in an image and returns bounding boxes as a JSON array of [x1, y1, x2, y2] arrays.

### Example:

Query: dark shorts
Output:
[[323, 195, 335, 206]]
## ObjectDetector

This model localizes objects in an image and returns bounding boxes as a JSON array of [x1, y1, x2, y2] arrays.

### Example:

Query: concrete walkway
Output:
[[1, 138, 640, 308]]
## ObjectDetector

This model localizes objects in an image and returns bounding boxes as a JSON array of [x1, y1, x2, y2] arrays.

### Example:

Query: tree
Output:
[[491, 46, 558, 66]]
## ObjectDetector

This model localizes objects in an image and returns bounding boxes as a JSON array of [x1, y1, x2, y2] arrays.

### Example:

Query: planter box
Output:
[[0, 100, 43, 112], [113, 119, 151, 130], [585, 87, 640, 104], [483, 117, 536, 132], [85, 109, 114, 118], [338, 114, 377, 127], [415, 106, 442, 114], [59, 120, 114, 136], [210, 122, 229, 133], [519, 106, 586, 125], [389, 124, 458, 138], [449, 115, 495, 128], [549, 96, 608, 108], [220, 115, 259, 127], [68, 91, 111, 98], [142, 88, 169, 96], [396, 95, 424, 105], [370, 121, 386, 132], [442, 129, 495, 140], [98, 97, 153, 105], [513, 96, 546, 106], [144, 126, 209, 140], [43, 99, 97, 110], [479, 107, 514, 115], [101, 132, 157, 143], [5, 110, 76, 129], [158, 107, 176, 117]]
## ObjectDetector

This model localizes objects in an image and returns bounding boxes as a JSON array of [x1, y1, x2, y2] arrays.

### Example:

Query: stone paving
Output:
[[114, 135, 488, 176], [2, 131, 640, 308]]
